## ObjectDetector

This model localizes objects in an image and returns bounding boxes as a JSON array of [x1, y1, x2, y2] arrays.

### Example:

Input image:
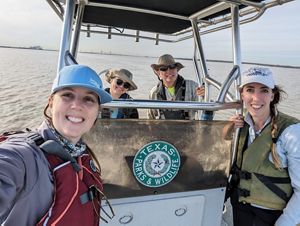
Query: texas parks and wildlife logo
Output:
[[133, 141, 181, 188]]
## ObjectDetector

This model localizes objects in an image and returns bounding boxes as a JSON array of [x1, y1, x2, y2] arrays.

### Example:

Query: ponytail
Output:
[[270, 86, 286, 169]]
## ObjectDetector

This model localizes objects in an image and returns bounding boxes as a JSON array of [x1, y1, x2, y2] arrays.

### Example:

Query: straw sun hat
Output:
[[105, 69, 137, 91]]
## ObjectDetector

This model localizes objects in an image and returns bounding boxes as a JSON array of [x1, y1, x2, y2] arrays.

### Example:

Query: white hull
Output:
[[101, 188, 225, 226]]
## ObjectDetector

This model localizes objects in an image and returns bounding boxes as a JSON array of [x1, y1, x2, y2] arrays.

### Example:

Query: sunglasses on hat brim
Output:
[[159, 64, 177, 72]]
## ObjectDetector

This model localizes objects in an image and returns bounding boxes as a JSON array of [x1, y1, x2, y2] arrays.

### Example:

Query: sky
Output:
[[0, 0, 299, 66]]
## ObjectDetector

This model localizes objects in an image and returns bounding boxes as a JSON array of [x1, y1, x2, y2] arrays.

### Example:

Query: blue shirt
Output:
[[245, 113, 300, 226], [110, 108, 119, 118]]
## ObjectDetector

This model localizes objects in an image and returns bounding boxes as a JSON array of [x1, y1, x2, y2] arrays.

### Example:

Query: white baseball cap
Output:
[[241, 67, 275, 89]]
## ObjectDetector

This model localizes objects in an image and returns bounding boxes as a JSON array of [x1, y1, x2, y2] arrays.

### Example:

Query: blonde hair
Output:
[[269, 86, 286, 169]]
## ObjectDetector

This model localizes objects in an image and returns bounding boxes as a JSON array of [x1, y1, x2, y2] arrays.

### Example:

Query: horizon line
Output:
[[1, 45, 299, 69]]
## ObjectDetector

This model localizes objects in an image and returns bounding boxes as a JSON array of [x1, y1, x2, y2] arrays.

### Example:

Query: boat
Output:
[[44, 0, 295, 225]]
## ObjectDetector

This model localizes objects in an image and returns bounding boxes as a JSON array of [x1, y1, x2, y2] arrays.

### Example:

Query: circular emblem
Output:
[[133, 141, 181, 188]]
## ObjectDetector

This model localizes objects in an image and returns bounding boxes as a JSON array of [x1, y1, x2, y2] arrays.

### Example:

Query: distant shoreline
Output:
[[176, 58, 300, 69], [206, 59, 300, 69], [1, 45, 299, 69]]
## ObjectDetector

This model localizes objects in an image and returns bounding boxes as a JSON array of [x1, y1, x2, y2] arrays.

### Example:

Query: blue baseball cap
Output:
[[51, 65, 112, 104]]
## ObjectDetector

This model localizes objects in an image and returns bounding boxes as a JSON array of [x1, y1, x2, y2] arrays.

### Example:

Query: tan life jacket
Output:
[[236, 112, 299, 210]]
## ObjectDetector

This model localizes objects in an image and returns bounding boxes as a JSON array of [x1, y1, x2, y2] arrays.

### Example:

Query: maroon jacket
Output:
[[0, 121, 103, 226]]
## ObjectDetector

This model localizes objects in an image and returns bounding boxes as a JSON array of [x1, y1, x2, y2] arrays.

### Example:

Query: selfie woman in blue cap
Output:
[[0, 65, 112, 226], [227, 67, 300, 226]]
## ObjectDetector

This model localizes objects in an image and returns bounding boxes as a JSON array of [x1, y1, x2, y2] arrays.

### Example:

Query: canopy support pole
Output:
[[230, 4, 242, 168], [57, 0, 75, 73], [71, 3, 85, 58], [191, 19, 214, 120]]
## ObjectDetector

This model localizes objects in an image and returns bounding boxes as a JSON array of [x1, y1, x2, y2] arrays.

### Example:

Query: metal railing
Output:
[[101, 99, 242, 111]]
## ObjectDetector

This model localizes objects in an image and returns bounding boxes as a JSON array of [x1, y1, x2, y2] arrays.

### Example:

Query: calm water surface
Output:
[[1, 48, 300, 133]]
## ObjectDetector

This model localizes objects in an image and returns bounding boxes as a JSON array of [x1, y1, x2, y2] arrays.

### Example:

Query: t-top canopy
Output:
[[79, 0, 264, 34]]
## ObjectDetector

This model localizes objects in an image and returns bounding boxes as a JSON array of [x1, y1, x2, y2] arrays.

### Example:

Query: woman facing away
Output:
[[228, 67, 300, 226], [100, 68, 139, 119], [0, 65, 112, 226]]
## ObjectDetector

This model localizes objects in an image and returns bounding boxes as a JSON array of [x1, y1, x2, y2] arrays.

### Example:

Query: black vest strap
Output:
[[254, 173, 291, 184], [237, 188, 250, 197], [254, 173, 290, 202], [181, 81, 189, 120], [239, 170, 252, 180], [27, 132, 45, 146], [235, 168, 291, 201]]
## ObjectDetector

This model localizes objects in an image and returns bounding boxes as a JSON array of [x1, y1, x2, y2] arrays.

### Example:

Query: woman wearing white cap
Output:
[[101, 68, 138, 119], [227, 67, 300, 226], [0, 65, 113, 226]]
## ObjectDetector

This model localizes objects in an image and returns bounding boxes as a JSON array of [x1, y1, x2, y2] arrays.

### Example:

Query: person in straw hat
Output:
[[148, 54, 205, 120], [225, 67, 300, 226], [101, 68, 139, 119]]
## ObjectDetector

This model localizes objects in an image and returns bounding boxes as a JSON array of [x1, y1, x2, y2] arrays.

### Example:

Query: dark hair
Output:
[[270, 86, 286, 115], [44, 103, 52, 122]]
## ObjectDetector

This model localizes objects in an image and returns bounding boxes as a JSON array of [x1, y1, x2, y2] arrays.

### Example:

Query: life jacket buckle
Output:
[[239, 171, 252, 180], [88, 185, 96, 201], [238, 188, 250, 197], [80, 185, 98, 204]]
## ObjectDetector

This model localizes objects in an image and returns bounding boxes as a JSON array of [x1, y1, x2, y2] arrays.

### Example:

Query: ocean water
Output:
[[0, 47, 300, 133]]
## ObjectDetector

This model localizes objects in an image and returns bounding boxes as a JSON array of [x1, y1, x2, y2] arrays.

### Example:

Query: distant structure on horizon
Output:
[[0, 45, 43, 51], [29, 46, 43, 50]]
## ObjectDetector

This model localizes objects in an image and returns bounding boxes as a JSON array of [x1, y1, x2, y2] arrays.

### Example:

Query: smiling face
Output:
[[157, 66, 178, 88], [109, 77, 129, 99], [49, 87, 100, 144], [241, 82, 274, 125]]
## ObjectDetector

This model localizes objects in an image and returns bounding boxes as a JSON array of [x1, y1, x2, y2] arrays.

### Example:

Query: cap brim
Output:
[[52, 83, 112, 104], [98, 89, 113, 104], [240, 79, 275, 89]]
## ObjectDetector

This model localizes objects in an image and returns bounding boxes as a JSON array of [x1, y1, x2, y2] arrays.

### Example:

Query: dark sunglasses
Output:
[[159, 64, 177, 72], [116, 78, 130, 89]]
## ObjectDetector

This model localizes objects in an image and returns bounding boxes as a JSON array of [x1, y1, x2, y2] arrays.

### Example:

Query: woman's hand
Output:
[[230, 114, 244, 129], [222, 114, 244, 140], [196, 86, 205, 97]]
